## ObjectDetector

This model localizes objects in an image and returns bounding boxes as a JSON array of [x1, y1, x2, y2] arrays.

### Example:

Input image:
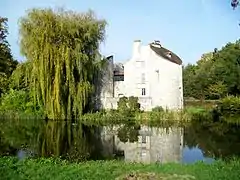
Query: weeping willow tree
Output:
[[18, 8, 107, 119]]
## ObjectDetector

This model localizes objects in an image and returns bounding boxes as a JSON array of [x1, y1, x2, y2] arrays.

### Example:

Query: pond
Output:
[[0, 119, 239, 164]]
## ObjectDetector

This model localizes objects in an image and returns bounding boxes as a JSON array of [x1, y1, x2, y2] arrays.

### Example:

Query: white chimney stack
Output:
[[132, 40, 141, 58]]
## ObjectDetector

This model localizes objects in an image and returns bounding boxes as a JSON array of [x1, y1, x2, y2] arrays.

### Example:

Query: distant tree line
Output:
[[183, 40, 240, 100], [182, 1, 240, 100]]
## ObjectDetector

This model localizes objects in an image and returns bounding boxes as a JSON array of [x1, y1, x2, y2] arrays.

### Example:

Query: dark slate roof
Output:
[[150, 44, 182, 65], [114, 63, 124, 76]]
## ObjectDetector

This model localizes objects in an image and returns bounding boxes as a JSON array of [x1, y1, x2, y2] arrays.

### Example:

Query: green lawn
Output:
[[0, 157, 240, 180]]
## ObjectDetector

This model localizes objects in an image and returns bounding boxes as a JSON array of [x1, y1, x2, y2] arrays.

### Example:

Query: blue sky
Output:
[[1, 0, 240, 64]]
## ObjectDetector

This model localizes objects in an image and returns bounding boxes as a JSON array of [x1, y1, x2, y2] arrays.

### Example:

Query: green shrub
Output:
[[117, 96, 140, 117], [0, 89, 43, 117], [117, 96, 129, 114], [152, 106, 164, 112], [216, 96, 240, 116]]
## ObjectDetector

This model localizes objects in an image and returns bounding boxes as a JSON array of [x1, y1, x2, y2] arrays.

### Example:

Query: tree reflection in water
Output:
[[0, 119, 99, 162], [184, 119, 240, 160], [117, 122, 140, 143], [0, 118, 240, 162]]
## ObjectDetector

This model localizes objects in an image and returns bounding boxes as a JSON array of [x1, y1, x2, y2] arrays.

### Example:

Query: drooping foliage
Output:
[[0, 119, 100, 162], [18, 8, 107, 119]]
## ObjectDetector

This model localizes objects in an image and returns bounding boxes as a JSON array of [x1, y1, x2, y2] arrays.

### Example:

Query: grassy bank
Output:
[[0, 106, 206, 123], [184, 99, 218, 109], [0, 157, 239, 180]]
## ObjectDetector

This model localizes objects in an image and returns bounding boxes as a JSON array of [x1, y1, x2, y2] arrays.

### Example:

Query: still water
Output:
[[0, 119, 239, 164]]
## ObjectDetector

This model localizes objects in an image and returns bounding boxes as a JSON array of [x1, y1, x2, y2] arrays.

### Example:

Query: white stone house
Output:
[[100, 40, 183, 111]]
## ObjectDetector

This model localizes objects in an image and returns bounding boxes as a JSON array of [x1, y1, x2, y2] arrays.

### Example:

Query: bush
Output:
[[152, 106, 164, 112], [117, 96, 140, 116], [0, 89, 43, 116], [216, 96, 240, 116]]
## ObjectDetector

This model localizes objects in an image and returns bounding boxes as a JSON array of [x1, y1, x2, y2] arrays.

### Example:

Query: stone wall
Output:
[[100, 97, 119, 109]]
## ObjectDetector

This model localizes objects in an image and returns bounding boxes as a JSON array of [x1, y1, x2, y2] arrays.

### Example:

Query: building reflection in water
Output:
[[101, 126, 184, 164]]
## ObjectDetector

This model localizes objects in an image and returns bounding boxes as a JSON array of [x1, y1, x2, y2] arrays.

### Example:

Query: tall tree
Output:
[[183, 64, 197, 98], [183, 40, 240, 99], [0, 17, 18, 95], [19, 8, 106, 119], [210, 41, 240, 96], [183, 53, 214, 100]]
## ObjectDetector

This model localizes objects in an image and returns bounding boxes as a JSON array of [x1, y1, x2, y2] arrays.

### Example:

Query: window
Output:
[[136, 61, 141, 68], [136, 61, 145, 68], [141, 73, 145, 83], [141, 88, 146, 96], [155, 70, 159, 82], [114, 75, 124, 81], [142, 135, 147, 143]]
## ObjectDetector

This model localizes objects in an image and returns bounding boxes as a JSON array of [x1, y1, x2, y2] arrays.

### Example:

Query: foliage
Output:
[[18, 8, 107, 119], [0, 17, 17, 76], [182, 64, 198, 98], [215, 96, 240, 117], [208, 81, 228, 99], [183, 40, 240, 100], [0, 89, 43, 116], [0, 73, 8, 95], [0, 157, 240, 180], [184, 99, 217, 109], [117, 96, 140, 117], [9, 61, 31, 90], [128, 96, 140, 112], [81, 109, 192, 127], [0, 17, 18, 96], [117, 96, 129, 114], [152, 106, 164, 112], [183, 52, 215, 100]]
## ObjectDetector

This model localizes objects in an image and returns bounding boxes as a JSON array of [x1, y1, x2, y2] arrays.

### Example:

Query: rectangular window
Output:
[[155, 70, 159, 82], [142, 135, 147, 143], [141, 73, 145, 83], [136, 61, 145, 68], [141, 88, 146, 96], [136, 61, 141, 68]]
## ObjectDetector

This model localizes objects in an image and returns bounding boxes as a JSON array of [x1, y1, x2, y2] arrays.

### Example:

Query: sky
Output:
[[1, 0, 240, 64]]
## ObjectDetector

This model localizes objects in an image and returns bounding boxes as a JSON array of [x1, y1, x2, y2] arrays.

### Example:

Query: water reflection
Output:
[[36, 120, 98, 161], [101, 125, 183, 163], [0, 119, 99, 161], [184, 120, 240, 160], [0, 119, 240, 163]]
